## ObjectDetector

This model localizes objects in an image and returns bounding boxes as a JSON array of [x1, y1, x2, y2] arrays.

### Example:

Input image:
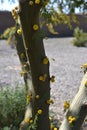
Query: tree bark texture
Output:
[[15, 23, 34, 129], [59, 72, 87, 130], [18, 0, 50, 130]]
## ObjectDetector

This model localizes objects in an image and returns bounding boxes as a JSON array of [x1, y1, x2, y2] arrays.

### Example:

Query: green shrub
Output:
[[0, 86, 60, 130], [72, 27, 87, 47], [0, 27, 16, 40], [0, 28, 11, 39], [73, 27, 83, 39], [0, 26, 17, 48], [0, 86, 26, 129]]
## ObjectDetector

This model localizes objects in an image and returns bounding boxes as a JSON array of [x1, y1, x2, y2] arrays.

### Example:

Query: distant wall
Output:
[[0, 11, 87, 37], [0, 11, 15, 34]]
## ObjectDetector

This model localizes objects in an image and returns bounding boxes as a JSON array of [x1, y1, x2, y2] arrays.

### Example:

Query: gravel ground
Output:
[[0, 38, 87, 129]]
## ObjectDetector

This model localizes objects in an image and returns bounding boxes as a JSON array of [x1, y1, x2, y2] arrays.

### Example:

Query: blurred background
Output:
[[0, 0, 87, 37]]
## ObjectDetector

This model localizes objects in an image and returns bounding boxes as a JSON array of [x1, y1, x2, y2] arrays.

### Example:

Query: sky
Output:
[[0, 1, 18, 11]]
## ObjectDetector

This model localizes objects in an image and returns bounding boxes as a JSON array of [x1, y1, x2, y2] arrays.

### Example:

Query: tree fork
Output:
[[19, 0, 50, 130]]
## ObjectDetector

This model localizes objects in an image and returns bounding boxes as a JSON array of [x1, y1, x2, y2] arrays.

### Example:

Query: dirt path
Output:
[[0, 40, 23, 88], [0, 38, 87, 129]]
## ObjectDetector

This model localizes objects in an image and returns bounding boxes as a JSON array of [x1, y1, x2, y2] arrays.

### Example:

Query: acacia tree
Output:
[[2, 0, 87, 130]]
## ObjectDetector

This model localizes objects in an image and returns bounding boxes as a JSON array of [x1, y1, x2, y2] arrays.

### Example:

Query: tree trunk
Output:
[[18, 0, 50, 130], [15, 23, 34, 129]]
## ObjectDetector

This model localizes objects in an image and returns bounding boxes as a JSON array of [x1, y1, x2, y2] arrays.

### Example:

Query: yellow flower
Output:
[[25, 118, 30, 123], [39, 76, 44, 81], [50, 124, 54, 129], [80, 63, 87, 69], [33, 24, 39, 30], [35, 0, 40, 4], [54, 128, 58, 130], [47, 99, 54, 104], [50, 76, 55, 82], [11, 9, 18, 20], [68, 116, 72, 119], [29, 1, 34, 6], [85, 81, 87, 87], [39, 74, 47, 82], [64, 101, 70, 109], [25, 118, 33, 124], [37, 109, 43, 115], [20, 53, 25, 58], [11, 9, 15, 16], [35, 95, 40, 99], [43, 57, 49, 64], [20, 70, 27, 76], [27, 95, 32, 102], [29, 119, 33, 124], [14, 16, 18, 20], [49, 116, 53, 121], [68, 116, 77, 124], [17, 28, 22, 35]]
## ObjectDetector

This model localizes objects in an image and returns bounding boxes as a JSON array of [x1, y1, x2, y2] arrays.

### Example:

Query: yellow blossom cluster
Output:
[[68, 116, 77, 124], [50, 124, 54, 130], [25, 118, 30, 123], [29, 119, 33, 123], [20, 53, 25, 58], [47, 99, 54, 104], [85, 81, 87, 87], [43, 57, 49, 64], [64, 101, 70, 109], [33, 24, 39, 30], [80, 63, 87, 69], [17, 28, 22, 35], [29, 0, 34, 6], [11, 9, 18, 20], [54, 128, 58, 130], [39, 74, 47, 82], [35, 95, 40, 99], [49, 116, 53, 121], [20, 70, 27, 76], [50, 124, 58, 130], [50, 76, 55, 82], [27, 95, 32, 102], [35, 0, 40, 4], [25, 118, 33, 123], [37, 109, 43, 115]]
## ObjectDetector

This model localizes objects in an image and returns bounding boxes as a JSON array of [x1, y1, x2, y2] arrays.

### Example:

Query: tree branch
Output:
[[59, 72, 87, 130]]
